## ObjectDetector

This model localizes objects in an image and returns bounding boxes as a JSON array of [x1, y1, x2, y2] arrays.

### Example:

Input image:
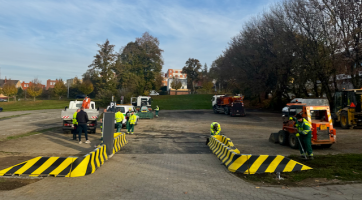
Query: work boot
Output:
[[85, 140, 91, 144], [79, 141, 82, 144], [131, 132, 134, 135]]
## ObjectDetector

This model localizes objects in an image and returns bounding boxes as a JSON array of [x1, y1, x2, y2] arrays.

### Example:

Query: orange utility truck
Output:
[[212, 95, 245, 116], [277, 101, 336, 149]]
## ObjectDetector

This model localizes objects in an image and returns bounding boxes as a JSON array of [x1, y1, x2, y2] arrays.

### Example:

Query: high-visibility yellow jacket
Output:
[[129, 114, 137, 125], [155, 106, 159, 111], [290, 117, 311, 135], [72, 112, 78, 125], [210, 122, 221, 135], [115, 112, 125, 123]]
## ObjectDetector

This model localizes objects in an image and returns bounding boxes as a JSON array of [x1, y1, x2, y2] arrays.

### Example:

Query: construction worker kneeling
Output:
[[290, 114, 314, 160], [127, 111, 137, 134], [206, 122, 221, 145]]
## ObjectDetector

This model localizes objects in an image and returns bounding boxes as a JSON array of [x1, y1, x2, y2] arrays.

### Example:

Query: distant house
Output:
[[21, 81, 45, 90], [46, 79, 59, 90], [0, 78, 22, 99]]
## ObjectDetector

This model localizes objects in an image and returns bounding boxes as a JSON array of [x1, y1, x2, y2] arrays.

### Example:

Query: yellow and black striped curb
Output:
[[113, 132, 128, 154], [208, 135, 312, 174], [0, 133, 127, 177]]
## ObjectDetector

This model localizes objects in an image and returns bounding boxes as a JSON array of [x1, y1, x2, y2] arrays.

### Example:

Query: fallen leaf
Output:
[[256, 187, 260, 189], [184, 192, 187, 194]]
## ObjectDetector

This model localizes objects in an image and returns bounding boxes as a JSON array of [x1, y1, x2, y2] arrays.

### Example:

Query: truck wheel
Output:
[[288, 134, 299, 149], [230, 111, 234, 117], [321, 144, 332, 148], [278, 130, 289, 146], [224, 107, 229, 115], [340, 111, 350, 129], [213, 106, 218, 114]]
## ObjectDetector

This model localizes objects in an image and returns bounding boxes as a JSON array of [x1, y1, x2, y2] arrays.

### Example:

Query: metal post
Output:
[[103, 112, 115, 156], [67, 82, 69, 99], [276, 172, 284, 180]]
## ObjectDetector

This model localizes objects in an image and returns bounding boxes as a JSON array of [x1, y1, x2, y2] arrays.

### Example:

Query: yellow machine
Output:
[[332, 89, 362, 129]]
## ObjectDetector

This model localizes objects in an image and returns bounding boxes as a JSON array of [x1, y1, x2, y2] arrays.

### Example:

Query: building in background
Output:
[[0, 78, 22, 99], [163, 69, 190, 95], [46, 79, 59, 90], [21, 81, 45, 90], [66, 77, 83, 87]]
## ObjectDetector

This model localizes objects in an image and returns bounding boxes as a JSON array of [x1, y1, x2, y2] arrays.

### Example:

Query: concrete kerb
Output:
[[208, 135, 312, 174], [0, 133, 127, 178]]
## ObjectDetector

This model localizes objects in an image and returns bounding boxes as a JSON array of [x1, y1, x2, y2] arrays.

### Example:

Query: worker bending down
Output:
[[206, 122, 221, 145], [210, 122, 221, 135], [290, 114, 314, 160]]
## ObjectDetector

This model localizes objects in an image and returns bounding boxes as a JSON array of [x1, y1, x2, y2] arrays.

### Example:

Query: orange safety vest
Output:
[[82, 97, 91, 109]]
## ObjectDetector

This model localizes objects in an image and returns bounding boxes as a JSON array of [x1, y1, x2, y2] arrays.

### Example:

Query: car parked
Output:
[[149, 90, 159, 96], [0, 99, 7, 102]]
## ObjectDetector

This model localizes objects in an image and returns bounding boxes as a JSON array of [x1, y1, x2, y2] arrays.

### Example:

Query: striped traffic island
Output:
[[208, 135, 312, 174], [0, 132, 127, 177]]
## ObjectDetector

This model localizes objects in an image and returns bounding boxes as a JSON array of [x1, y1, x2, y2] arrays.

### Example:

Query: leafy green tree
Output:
[[116, 32, 164, 96], [54, 79, 67, 99], [2, 82, 17, 102], [88, 39, 118, 97], [17, 87, 24, 99], [27, 78, 43, 101], [79, 80, 94, 95], [182, 58, 201, 93], [171, 77, 182, 90]]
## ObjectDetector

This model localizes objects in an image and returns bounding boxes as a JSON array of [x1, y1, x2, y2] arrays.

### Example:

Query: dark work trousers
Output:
[[77, 124, 88, 141], [72, 125, 78, 140]]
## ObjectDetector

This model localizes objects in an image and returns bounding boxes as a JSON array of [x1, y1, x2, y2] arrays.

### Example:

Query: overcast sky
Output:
[[0, 0, 278, 83]]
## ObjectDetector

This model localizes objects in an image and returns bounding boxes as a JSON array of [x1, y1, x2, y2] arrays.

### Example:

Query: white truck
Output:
[[61, 100, 100, 133], [131, 96, 152, 108]]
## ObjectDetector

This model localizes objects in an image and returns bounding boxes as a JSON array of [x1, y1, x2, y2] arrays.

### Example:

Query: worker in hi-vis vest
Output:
[[127, 111, 137, 134], [210, 122, 221, 135], [115, 108, 125, 132], [155, 105, 160, 117], [72, 109, 80, 140], [290, 114, 314, 160]]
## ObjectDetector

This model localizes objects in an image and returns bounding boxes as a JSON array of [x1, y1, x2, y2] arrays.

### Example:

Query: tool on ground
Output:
[[296, 135, 307, 160]]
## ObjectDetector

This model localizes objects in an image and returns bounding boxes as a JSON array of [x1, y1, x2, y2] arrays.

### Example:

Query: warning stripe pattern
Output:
[[0, 133, 127, 177], [113, 133, 128, 154], [0, 139, 115, 177], [208, 135, 312, 174]]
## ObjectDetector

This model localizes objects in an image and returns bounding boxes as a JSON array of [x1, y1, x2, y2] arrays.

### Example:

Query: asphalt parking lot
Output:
[[1, 109, 362, 200]]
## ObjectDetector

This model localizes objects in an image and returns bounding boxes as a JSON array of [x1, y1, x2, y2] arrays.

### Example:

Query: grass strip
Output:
[[3, 127, 61, 141], [0, 113, 31, 120], [237, 154, 362, 186], [151, 94, 213, 110], [0, 100, 70, 112]]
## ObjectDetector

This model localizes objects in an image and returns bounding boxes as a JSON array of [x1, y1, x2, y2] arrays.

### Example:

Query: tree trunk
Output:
[[7, 97, 9, 102]]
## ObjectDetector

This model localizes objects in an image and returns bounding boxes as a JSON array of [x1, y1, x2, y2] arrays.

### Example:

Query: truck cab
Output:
[[131, 96, 152, 108]]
